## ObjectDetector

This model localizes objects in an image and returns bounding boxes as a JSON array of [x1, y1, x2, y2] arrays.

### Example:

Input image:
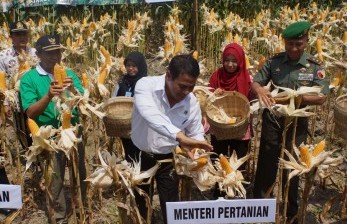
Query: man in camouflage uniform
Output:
[[251, 21, 329, 223]]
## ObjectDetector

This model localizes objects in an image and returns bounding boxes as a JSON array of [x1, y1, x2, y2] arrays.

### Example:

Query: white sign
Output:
[[167, 198, 276, 224], [0, 185, 22, 209]]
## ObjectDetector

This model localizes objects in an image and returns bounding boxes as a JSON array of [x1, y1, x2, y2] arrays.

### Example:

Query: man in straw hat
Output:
[[251, 21, 329, 223], [130, 54, 213, 223], [20, 35, 86, 224]]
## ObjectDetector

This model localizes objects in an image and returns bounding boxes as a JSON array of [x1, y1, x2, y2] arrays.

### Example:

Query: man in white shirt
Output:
[[131, 54, 213, 223]]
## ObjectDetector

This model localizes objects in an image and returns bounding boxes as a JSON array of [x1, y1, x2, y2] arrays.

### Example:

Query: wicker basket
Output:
[[102, 97, 134, 138], [206, 91, 250, 140], [333, 94, 347, 140]]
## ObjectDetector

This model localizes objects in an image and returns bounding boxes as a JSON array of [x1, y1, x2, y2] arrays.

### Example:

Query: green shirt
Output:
[[253, 52, 329, 95], [20, 67, 84, 128]]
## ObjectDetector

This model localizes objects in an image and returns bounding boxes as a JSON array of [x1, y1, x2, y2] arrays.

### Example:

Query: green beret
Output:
[[282, 21, 311, 39]]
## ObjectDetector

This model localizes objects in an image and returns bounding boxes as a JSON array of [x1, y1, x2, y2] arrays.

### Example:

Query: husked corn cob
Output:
[[233, 34, 239, 44], [220, 154, 232, 175], [343, 31, 347, 44], [98, 68, 108, 84], [312, 140, 325, 157], [245, 55, 250, 69], [191, 157, 208, 171], [54, 64, 66, 86], [174, 39, 183, 55], [62, 111, 72, 129], [81, 73, 89, 88], [299, 145, 311, 168], [0, 71, 7, 91], [27, 118, 40, 135], [100, 46, 111, 65], [66, 37, 71, 48], [192, 51, 198, 60]]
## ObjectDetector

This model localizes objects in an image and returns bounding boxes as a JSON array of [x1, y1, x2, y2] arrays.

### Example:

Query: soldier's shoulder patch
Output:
[[308, 56, 323, 65], [317, 69, 326, 79], [270, 52, 286, 59]]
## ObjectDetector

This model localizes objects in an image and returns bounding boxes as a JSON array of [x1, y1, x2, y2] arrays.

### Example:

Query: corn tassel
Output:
[[299, 145, 311, 168], [312, 140, 325, 157], [81, 73, 88, 88], [0, 71, 7, 91], [62, 111, 72, 129], [191, 157, 208, 171], [219, 154, 232, 175], [27, 118, 40, 135]]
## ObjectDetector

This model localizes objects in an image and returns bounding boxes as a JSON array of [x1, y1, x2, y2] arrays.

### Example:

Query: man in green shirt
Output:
[[251, 21, 329, 223], [20, 35, 86, 224]]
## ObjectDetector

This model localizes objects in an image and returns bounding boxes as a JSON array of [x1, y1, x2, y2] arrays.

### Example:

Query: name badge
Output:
[[298, 73, 313, 81], [125, 91, 132, 97]]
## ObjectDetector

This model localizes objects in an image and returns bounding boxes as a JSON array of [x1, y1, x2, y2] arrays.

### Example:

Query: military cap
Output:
[[10, 21, 28, 33], [282, 21, 311, 39], [36, 35, 62, 52]]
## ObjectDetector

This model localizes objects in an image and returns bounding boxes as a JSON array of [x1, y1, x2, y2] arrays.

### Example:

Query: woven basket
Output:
[[102, 97, 134, 138], [206, 91, 250, 140], [193, 87, 211, 115], [333, 94, 347, 140]]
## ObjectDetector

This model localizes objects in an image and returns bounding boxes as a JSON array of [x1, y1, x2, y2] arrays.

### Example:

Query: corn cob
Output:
[[81, 73, 89, 88], [343, 31, 347, 44], [233, 34, 239, 44], [100, 46, 111, 65], [174, 39, 183, 55], [62, 111, 72, 129], [175, 147, 184, 154], [242, 38, 248, 48], [226, 32, 233, 42], [192, 51, 198, 60], [98, 68, 108, 84], [219, 154, 232, 175], [245, 55, 250, 69], [66, 37, 71, 48], [299, 145, 311, 168], [312, 140, 325, 157], [191, 157, 208, 171], [316, 38, 323, 61], [0, 71, 7, 91], [27, 118, 40, 135], [54, 64, 66, 86]]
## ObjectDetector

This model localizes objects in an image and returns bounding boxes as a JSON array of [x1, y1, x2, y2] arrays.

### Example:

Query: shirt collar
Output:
[[154, 74, 191, 109], [36, 64, 53, 77], [282, 52, 309, 66], [11, 46, 29, 56]]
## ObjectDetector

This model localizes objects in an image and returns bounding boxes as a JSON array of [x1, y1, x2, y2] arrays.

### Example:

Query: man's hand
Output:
[[176, 131, 213, 159], [253, 83, 275, 107], [48, 81, 64, 99], [63, 77, 77, 94]]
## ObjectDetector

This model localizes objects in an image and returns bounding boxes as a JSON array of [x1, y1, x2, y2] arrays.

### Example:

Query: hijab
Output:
[[117, 51, 147, 97], [208, 43, 251, 97]]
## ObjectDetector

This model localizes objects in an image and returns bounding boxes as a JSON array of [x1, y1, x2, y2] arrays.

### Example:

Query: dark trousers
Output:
[[210, 135, 250, 170], [253, 109, 308, 218], [51, 128, 87, 220], [0, 167, 9, 184], [123, 140, 178, 224]]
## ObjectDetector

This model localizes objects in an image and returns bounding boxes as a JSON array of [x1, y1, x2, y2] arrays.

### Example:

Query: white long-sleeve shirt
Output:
[[131, 74, 205, 154]]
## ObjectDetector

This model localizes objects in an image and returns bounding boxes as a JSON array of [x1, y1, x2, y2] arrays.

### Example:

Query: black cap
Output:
[[10, 21, 28, 33], [35, 35, 62, 52]]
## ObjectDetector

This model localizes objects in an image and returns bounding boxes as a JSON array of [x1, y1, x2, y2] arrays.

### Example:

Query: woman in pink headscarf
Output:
[[208, 43, 252, 197]]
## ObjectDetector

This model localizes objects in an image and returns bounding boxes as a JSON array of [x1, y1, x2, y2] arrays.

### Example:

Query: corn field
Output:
[[0, 0, 346, 223]]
